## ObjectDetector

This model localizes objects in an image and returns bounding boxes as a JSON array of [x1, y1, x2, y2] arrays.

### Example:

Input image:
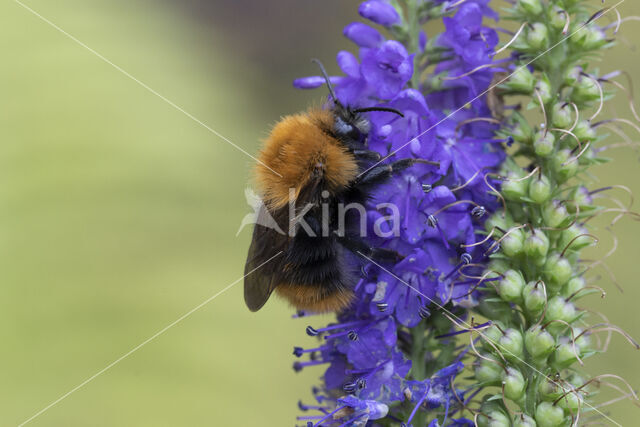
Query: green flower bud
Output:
[[475, 357, 503, 384], [567, 187, 592, 213], [551, 103, 573, 128], [572, 76, 601, 104], [499, 270, 526, 303], [542, 201, 569, 228], [502, 175, 529, 201], [538, 377, 562, 400], [485, 212, 511, 233], [489, 260, 510, 277], [545, 295, 576, 323], [499, 328, 524, 360], [501, 228, 525, 257], [567, 372, 588, 388], [527, 23, 549, 50], [483, 323, 505, 344], [552, 149, 578, 182], [523, 281, 546, 313], [552, 341, 578, 368], [529, 174, 552, 203], [518, 0, 543, 16], [573, 120, 596, 142], [559, 224, 594, 253], [535, 401, 565, 427], [536, 77, 554, 104], [478, 409, 511, 427], [573, 327, 591, 351], [524, 230, 549, 262], [564, 67, 580, 87], [548, 7, 565, 30], [525, 327, 555, 359], [502, 367, 526, 400], [544, 253, 572, 290], [562, 277, 585, 299], [556, 390, 583, 412], [514, 414, 538, 427], [576, 27, 607, 50], [511, 122, 534, 144], [504, 67, 535, 94], [534, 131, 555, 157]]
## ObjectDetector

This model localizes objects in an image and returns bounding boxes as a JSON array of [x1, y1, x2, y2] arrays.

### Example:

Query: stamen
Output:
[[451, 168, 486, 192], [560, 233, 598, 257], [405, 386, 431, 426], [566, 285, 607, 302], [294, 359, 329, 372], [310, 405, 348, 427], [556, 102, 580, 141], [455, 117, 501, 132], [594, 118, 640, 137], [574, 323, 640, 349], [461, 227, 496, 248], [562, 141, 591, 165], [552, 128, 582, 150], [484, 224, 528, 256], [494, 22, 527, 56], [534, 89, 549, 134], [589, 185, 634, 209], [442, 61, 508, 81], [293, 345, 329, 357], [579, 73, 604, 121], [601, 77, 640, 123], [431, 200, 482, 217], [436, 321, 492, 339], [558, 9, 571, 34]]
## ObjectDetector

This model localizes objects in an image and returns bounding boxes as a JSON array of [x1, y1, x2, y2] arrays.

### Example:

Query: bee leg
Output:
[[336, 235, 404, 264], [351, 149, 382, 162], [355, 158, 439, 187]]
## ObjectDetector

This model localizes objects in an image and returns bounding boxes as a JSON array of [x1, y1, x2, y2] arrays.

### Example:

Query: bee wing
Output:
[[243, 206, 286, 312]]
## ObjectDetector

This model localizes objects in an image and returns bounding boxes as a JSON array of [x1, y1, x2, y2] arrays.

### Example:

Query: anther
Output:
[[427, 214, 438, 228], [471, 206, 486, 218], [419, 305, 431, 319], [343, 381, 357, 393], [293, 347, 304, 357], [422, 183, 432, 193], [376, 302, 388, 312], [348, 330, 359, 341], [306, 326, 319, 336], [461, 253, 473, 264]]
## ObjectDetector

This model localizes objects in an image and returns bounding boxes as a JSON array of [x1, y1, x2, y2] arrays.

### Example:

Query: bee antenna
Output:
[[311, 58, 341, 106], [353, 106, 405, 118]]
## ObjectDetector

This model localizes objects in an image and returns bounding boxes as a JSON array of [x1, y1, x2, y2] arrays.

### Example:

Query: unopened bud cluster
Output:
[[473, 0, 629, 425]]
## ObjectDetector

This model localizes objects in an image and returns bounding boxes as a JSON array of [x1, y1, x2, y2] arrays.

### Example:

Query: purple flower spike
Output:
[[358, 0, 401, 26], [291, 0, 503, 425]]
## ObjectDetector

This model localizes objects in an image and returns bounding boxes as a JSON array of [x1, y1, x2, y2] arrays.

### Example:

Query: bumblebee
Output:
[[244, 60, 432, 312]]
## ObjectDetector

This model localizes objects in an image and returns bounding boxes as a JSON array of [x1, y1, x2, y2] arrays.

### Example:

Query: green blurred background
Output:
[[0, 1, 638, 425]]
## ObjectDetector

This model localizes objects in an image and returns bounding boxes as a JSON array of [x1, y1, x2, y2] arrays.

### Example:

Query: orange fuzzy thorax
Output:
[[255, 109, 359, 209]]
